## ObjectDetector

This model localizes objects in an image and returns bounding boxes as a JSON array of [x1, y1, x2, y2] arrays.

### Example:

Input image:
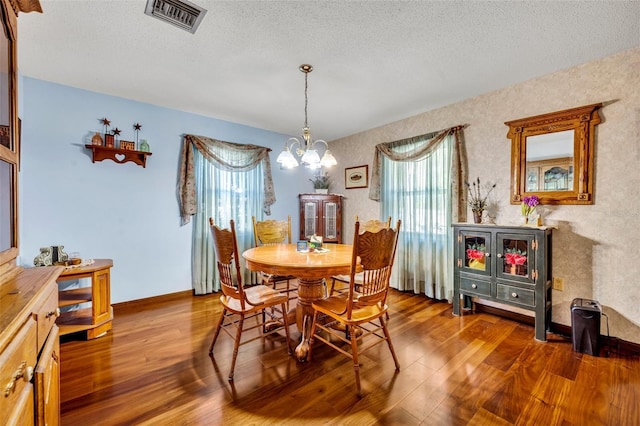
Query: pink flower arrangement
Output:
[[504, 248, 527, 265], [466, 248, 485, 260], [466, 244, 485, 260]]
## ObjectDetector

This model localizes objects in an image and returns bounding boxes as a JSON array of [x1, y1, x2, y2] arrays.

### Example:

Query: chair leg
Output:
[[328, 278, 337, 296], [380, 317, 400, 370], [349, 325, 362, 397], [228, 316, 244, 381], [284, 279, 290, 311], [280, 303, 293, 355], [209, 308, 227, 353], [305, 310, 320, 362]]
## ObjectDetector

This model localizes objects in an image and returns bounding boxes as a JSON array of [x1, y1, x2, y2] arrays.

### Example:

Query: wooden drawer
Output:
[[35, 325, 60, 426], [460, 277, 492, 297], [496, 283, 535, 308], [0, 318, 37, 423], [33, 283, 59, 350], [5, 382, 34, 426]]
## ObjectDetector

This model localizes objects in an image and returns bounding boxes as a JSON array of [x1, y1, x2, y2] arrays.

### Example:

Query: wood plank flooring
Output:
[[59, 289, 640, 425]]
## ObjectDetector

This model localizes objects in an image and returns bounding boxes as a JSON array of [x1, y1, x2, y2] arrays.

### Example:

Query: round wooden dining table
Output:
[[242, 243, 356, 361]]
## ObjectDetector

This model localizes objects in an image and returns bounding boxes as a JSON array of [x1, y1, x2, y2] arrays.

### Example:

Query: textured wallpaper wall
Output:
[[328, 47, 640, 344]]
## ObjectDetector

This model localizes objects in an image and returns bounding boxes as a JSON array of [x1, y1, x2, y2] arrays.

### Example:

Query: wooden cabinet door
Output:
[[35, 326, 60, 426], [5, 384, 35, 426]]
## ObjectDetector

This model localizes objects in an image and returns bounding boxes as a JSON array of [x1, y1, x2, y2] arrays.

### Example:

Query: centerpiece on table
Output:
[[465, 177, 496, 224]]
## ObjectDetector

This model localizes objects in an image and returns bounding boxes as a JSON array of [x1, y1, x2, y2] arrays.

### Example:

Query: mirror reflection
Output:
[[525, 130, 574, 192]]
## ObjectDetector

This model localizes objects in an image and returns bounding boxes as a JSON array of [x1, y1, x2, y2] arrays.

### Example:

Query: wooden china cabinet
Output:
[[299, 193, 343, 243], [0, 1, 63, 425]]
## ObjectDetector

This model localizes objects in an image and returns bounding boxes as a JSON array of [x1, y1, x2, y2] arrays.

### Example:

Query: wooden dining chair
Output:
[[328, 215, 392, 297], [252, 215, 297, 310], [208, 218, 292, 381], [307, 219, 401, 396]]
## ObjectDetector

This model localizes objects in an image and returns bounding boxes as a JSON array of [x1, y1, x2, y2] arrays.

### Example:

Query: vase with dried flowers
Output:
[[465, 177, 496, 223]]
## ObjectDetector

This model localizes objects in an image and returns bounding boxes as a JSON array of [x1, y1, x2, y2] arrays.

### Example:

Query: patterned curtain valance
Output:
[[369, 125, 468, 222], [178, 134, 275, 225]]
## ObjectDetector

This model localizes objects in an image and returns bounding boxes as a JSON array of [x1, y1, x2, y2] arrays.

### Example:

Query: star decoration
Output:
[[101, 118, 111, 127], [112, 128, 121, 136], [133, 123, 142, 131]]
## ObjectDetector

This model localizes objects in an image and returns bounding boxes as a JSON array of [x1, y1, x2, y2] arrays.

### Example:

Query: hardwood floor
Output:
[[59, 289, 640, 425]]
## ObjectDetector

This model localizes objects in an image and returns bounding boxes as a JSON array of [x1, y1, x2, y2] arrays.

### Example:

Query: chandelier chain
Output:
[[304, 71, 309, 129]]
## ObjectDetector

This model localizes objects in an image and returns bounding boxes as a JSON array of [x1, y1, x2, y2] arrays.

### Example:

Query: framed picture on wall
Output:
[[345, 165, 368, 189]]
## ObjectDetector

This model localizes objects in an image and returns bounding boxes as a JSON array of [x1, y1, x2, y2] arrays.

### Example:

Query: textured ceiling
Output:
[[17, 1, 640, 141]]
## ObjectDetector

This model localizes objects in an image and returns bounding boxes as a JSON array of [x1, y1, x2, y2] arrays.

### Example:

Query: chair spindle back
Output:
[[355, 215, 392, 234], [347, 219, 401, 314], [209, 218, 245, 307], [252, 216, 292, 246]]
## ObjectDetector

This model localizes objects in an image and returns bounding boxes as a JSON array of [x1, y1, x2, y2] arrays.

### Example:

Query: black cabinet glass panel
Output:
[[502, 237, 529, 277]]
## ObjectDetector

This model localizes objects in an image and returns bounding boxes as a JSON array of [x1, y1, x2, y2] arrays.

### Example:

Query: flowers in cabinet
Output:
[[504, 247, 527, 265], [466, 243, 486, 270], [466, 243, 486, 260]]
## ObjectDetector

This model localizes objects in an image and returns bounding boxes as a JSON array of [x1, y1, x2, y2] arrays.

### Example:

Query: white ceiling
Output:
[[17, 1, 640, 141]]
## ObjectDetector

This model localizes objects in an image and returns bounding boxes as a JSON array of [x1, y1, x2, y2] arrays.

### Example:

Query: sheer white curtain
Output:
[[374, 127, 467, 301], [192, 150, 264, 294], [178, 135, 273, 295]]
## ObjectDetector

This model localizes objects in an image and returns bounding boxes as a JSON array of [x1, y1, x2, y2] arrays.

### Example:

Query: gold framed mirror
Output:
[[506, 103, 602, 205]]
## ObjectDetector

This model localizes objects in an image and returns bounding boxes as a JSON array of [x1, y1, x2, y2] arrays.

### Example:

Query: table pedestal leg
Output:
[[293, 277, 325, 361]]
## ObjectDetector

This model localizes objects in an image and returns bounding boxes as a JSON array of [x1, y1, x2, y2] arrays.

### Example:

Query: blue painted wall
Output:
[[18, 77, 313, 303]]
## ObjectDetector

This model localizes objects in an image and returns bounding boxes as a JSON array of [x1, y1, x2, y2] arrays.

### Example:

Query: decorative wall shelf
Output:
[[85, 144, 152, 168]]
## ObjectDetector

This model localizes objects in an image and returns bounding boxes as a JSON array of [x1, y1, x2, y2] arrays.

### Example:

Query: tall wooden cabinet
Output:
[[1, 267, 62, 426], [452, 223, 553, 341], [0, 1, 61, 424], [299, 194, 343, 243]]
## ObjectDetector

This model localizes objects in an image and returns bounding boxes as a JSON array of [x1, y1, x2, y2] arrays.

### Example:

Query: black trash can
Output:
[[571, 298, 601, 356]]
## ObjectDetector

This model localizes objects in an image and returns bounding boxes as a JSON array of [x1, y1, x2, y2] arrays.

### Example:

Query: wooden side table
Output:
[[56, 259, 113, 339]]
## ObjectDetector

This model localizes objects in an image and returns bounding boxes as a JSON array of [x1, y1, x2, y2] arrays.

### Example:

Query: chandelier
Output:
[[276, 64, 337, 169]]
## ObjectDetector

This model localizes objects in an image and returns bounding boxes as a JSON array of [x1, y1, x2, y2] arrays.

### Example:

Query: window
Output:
[[380, 134, 453, 299]]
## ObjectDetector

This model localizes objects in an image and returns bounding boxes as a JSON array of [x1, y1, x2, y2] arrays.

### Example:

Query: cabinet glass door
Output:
[[497, 233, 534, 281], [460, 230, 491, 276], [323, 201, 338, 240], [0, 160, 14, 252], [303, 202, 317, 239]]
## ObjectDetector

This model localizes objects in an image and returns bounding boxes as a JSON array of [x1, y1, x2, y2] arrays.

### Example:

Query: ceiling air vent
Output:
[[145, 0, 207, 34]]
